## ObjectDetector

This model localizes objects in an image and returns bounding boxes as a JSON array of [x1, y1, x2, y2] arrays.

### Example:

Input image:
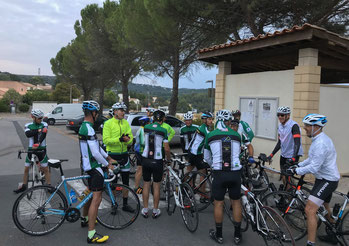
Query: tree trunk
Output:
[[82, 87, 91, 101], [169, 70, 179, 115], [121, 78, 130, 113], [98, 85, 105, 114]]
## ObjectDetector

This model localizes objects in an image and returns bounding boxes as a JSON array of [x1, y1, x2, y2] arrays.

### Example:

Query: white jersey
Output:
[[296, 132, 340, 181], [278, 119, 303, 158]]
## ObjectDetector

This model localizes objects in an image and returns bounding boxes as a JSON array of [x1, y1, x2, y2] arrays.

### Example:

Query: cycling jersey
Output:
[[238, 121, 254, 142], [189, 124, 210, 155], [204, 127, 242, 171], [79, 121, 108, 172], [296, 132, 340, 181], [134, 126, 145, 154], [161, 122, 175, 142], [142, 122, 168, 160], [25, 121, 48, 149], [180, 124, 198, 152]]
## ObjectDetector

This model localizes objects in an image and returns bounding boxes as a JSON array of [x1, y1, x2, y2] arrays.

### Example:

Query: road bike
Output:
[[12, 159, 140, 236]]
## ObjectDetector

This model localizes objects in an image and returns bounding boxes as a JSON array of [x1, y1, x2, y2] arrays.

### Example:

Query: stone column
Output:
[[293, 48, 321, 155], [215, 61, 231, 112]]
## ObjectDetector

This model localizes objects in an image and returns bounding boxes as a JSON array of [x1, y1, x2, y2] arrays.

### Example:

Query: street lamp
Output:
[[206, 80, 214, 113]]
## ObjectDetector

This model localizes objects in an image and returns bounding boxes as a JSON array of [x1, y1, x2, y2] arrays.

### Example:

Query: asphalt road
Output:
[[0, 114, 335, 246]]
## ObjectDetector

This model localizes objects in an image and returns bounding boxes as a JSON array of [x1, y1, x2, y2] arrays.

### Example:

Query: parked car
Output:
[[66, 115, 108, 133], [44, 103, 83, 125]]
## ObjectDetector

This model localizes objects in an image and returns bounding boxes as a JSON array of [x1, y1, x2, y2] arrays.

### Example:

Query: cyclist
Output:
[[102, 102, 135, 213], [231, 119, 255, 164], [146, 107, 155, 122], [141, 110, 171, 219], [134, 116, 151, 194], [161, 114, 175, 142], [232, 110, 254, 142], [14, 109, 51, 193], [187, 111, 213, 203], [268, 106, 303, 185], [285, 114, 340, 246], [79, 101, 115, 244], [180, 112, 198, 153], [204, 110, 243, 245]]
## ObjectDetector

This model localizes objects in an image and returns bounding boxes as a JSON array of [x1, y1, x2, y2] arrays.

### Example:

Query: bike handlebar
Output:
[[104, 168, 117, 182]]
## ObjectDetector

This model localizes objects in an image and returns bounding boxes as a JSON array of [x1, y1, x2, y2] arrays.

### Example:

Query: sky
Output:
[[0, 0, 217, 89]]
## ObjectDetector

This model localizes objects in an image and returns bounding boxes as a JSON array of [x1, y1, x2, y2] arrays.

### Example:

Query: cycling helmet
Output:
[[139, 116, 150, 126], [183, 112, 193, 120], [112, 102, 127, 111], [31, 109, 44, 118], [146, 107, 155, 113], [277, 106, 291, 114], [201, 111, 213, 119], [108, 108, 114, 117], [232, 110, 241, 116], [303, 114, 327, 127], [82, 101, 100, 111], [216, 109, 232, 121], [153, 110, 166, 122]]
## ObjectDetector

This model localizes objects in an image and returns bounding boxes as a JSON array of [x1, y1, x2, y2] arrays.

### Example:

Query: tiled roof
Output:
[[199, 23, 349, 54]]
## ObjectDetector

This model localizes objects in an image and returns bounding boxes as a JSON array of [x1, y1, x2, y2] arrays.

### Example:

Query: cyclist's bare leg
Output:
[[88, 191, 102, 231], [22, 166, 29, 186], [42, 166, 51, 185], [198, 168, 207, 194], [305, 200, 319, 243], [135, 166, 142, 189], [153, 182, 160, 209], [214, 200, 224, 223], [142, 181, 151, 208], [323, 202, 335, 223], [83, 199, 92, 217], [231, 199, 242, 223]]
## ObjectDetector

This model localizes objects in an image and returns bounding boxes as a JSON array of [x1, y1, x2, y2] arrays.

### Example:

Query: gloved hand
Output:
[[119, 134, 125, 142], [285, 165, 297, 176], [42, 128, 48, 133], [267, 154, 273, 162], [286, 157, 296, 165], [32, 143, 39, 149], [248, 156, 255, 163]]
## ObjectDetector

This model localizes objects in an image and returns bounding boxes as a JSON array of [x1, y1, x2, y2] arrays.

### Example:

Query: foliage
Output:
[[129, 101, 137, 111], [0, 99, 9, 112], [18, 103, 30, 112], [51, 82, 81, 103], [104, 90, 118, 107], [2, 89, 22, 106], [192, 118, 203, 126], [176, 98, 191, 113], [22, 90, 51, 105], [29, 76, 45, 85]]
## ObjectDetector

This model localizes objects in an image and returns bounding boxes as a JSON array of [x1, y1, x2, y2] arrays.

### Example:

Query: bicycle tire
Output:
[[223, 198, 249, 232], [260, 206, 296, 245], [180, 182, 199, 232], [339, 210, 349, 245], [12, 185, 67, 236], [166, 174, 176, 215], [97, 184, 140, 230], [182, 171, 212, 212], [261, 191, 307, 241]]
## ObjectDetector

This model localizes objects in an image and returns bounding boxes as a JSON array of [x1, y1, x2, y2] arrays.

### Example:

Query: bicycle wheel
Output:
[[182, 171, 212, 211], [261, 191, 307, 241], [97, 184, 140, 230], [12, 185, 67, 236], [179, 182, 199, 232], [339, 210, 349, 245], [166, 175, 176, 215], [223, 198, 249, 232], [260, 206, 296, 245], [26, 164, 35, 199]]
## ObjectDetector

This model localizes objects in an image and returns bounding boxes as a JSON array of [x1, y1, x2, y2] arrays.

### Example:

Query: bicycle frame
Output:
[[167, 165, 186, 209]]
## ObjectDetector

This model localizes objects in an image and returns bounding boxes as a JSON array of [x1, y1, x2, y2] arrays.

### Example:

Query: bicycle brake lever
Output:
[[18, 151, 22, 159]]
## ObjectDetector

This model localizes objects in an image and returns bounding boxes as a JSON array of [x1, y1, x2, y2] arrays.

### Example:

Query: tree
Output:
[[51, 82, 80, 103], [177, 98, 191, 113], [2, 89, 22, 106], [23, 90, 51, 105], [29, 76, 45, 85], [129, 101, 137, 111], [104, 90, 118, 107]]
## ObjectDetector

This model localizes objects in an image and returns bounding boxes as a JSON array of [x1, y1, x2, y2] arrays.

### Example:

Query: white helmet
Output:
[[112, 102, 127, 111], [277, 106, 291, 114], [31, 109, 44, 118], [183, 112, 193, 120], [108, 108, 114, 117], [303, 114, 327, 127], [146, 107, 155, 113], [216, 109, 232, 121]]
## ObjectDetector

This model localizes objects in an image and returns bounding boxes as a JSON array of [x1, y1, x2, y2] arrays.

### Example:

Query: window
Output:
[[52, 107, 62, 114], [165, 116, 184, 127], [131, 116, 142, 126], [239, 97, 278, 140]]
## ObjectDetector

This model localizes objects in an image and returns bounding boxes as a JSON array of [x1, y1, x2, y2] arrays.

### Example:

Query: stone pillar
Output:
[[215, 61, 231, 112], [293, 48, 321, 155]]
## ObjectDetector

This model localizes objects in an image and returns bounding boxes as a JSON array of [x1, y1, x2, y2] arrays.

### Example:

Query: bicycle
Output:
[[18, 149, 48, 199], [262, 172, 349, 244], [12, 159, 140, 236], [165, 161, 199, 232], [241, 183, 296, 245]]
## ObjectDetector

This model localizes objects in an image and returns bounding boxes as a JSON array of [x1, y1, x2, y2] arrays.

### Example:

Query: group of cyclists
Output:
[[13, 100, 341, 246]]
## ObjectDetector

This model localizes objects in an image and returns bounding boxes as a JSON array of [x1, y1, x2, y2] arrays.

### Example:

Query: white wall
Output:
[[320, 85, 349, 174], [224, 70, 294, 169]]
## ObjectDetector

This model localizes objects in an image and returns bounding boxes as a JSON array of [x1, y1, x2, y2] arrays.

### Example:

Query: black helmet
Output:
[[153, 110, 165, 122]]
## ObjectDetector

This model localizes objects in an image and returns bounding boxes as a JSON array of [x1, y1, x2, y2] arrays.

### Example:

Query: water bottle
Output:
[[332, 203, 341, 220], [70, 189, 77, 203], [242, 195, 254, 222]]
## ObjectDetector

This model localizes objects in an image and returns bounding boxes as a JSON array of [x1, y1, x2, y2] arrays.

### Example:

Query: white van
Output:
[[44, 103, 83, 125]]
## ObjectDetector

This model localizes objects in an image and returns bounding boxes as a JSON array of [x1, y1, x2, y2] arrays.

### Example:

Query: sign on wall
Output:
[[240, 97, 278, 140]]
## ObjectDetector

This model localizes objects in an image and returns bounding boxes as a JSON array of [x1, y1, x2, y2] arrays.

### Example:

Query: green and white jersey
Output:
[[180, 124, 198, 151], [189, 124, 210, 155], [238, 121, 254, 142], [79, 121, 108, 172], [142, 122, 168, 160], [25, 121, 48, 149], [204, 127, 242, 171]]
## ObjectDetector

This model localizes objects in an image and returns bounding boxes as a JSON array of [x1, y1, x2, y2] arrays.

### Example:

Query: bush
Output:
[[18, 103, 30, 112], [0, 99, 9, 112]]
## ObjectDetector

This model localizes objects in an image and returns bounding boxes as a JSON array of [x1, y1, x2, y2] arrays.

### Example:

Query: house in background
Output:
[[198, 24, 349, 173], [0, 81, 52, 99]]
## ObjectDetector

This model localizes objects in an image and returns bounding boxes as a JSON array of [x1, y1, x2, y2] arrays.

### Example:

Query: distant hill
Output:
[[0, 71, 56, 85]]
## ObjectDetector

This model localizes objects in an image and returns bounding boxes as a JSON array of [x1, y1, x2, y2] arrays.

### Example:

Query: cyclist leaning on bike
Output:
[[102, 102, 135, 213], [285, 114, 340, 246], [14, 109, 50, 193], [79, 101, 115, 244], [204, 109, 243, 245]]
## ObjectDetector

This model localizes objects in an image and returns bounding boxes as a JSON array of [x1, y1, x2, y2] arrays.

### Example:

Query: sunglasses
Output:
[[277, 114, 286, 117]]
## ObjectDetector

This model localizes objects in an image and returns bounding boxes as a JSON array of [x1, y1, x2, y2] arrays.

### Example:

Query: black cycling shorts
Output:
[[87, 169, 104, 192], [142, 159, 164, 183], [212, 170, 241, 201], [188, 153, 209, 170], [310, 178, 338, 204], [280, 156, 300, 171], [135, 152, 142, 166]]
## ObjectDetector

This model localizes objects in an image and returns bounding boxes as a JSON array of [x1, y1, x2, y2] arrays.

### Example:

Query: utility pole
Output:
[[206, 80, 214, 113]]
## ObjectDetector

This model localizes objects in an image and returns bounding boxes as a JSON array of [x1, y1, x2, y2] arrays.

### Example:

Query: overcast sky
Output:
[[0, 0, 217, 89]]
